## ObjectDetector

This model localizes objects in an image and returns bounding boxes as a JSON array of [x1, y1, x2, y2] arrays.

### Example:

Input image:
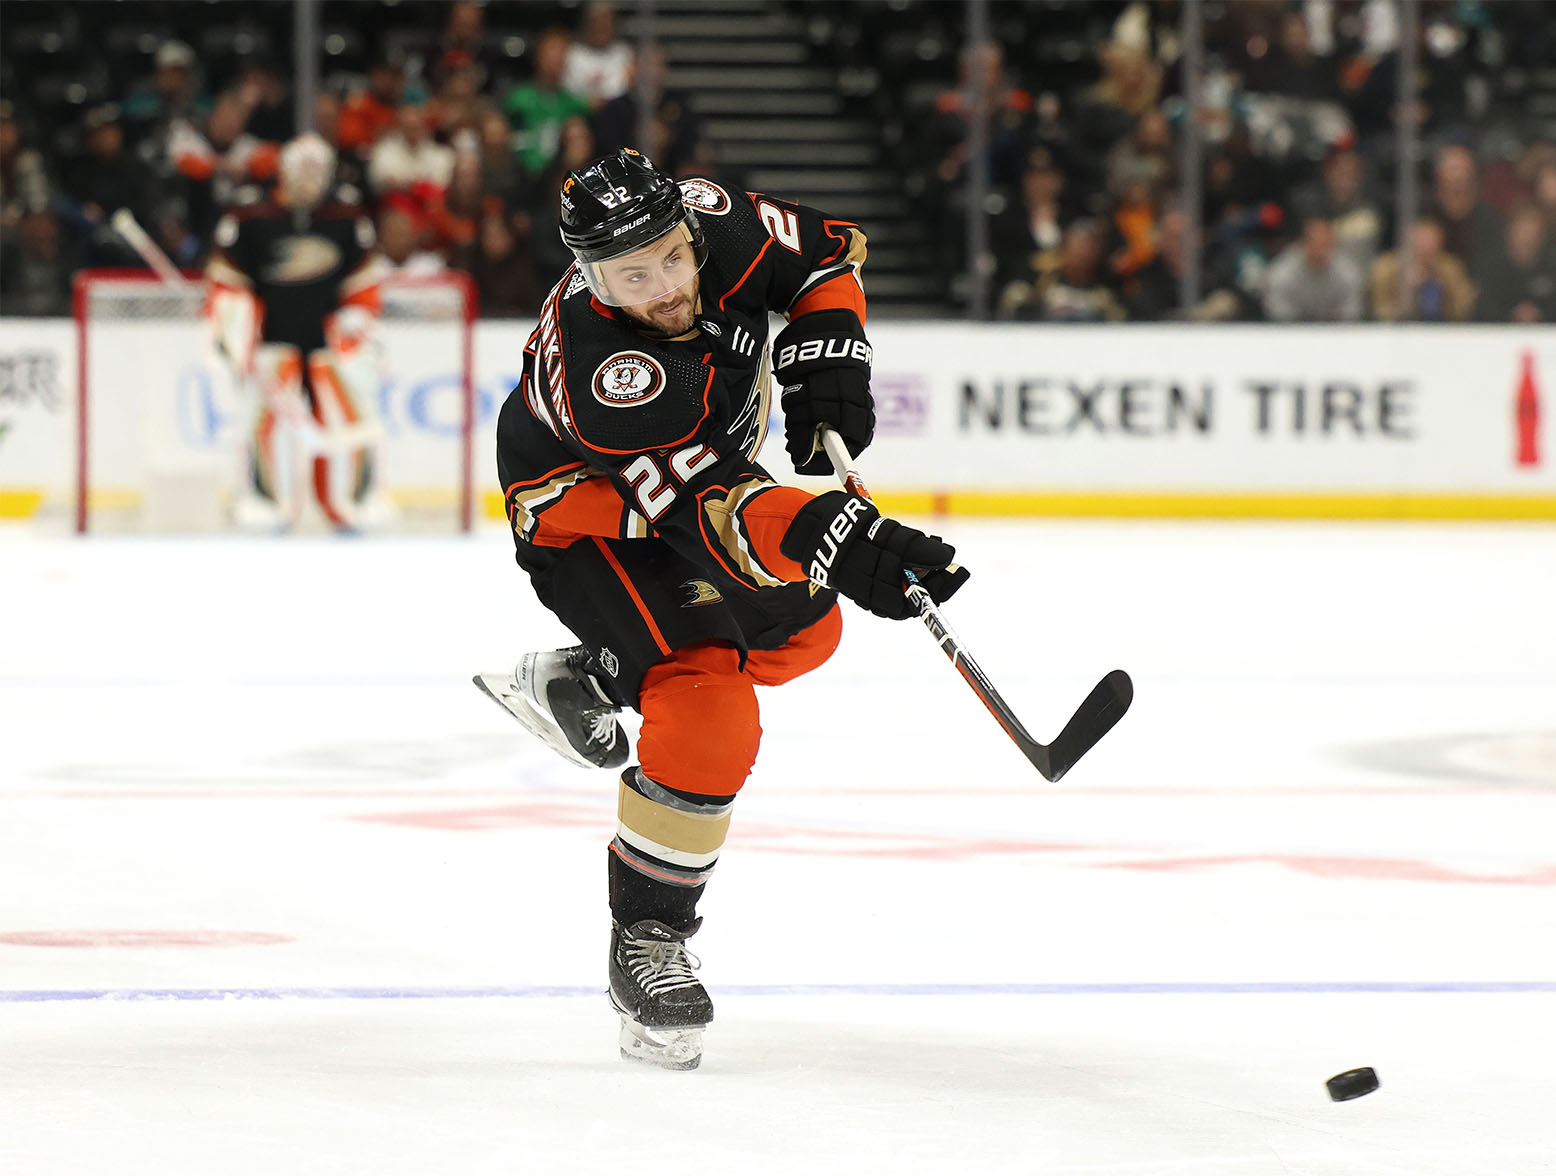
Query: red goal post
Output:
[[73, 267, 478, 533]]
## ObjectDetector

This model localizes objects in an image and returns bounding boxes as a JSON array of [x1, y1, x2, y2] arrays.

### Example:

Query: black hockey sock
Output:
[[608, 846, 705, 931]]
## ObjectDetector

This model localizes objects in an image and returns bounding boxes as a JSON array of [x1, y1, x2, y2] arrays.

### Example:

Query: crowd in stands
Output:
[[881, 0, 1556, 323], [0, 0, 717, 318], [5, 0, 1556, 324]]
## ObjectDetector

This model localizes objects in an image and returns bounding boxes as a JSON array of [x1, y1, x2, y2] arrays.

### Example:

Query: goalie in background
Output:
[[206, 132, 394, 532]]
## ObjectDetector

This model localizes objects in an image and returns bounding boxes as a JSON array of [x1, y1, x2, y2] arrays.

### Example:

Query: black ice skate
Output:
[[609, 918, 713, 1070], [473, 647, 627, 769]]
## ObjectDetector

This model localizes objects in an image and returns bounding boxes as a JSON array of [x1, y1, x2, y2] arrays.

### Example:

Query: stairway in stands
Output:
[[621, 0, 947, 317]]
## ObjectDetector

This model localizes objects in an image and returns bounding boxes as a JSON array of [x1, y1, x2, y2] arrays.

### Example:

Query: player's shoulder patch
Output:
[[591, 352, 665, 408], [678, 177, 732, 216]]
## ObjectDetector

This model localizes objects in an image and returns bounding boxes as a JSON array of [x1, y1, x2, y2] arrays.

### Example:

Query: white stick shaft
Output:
[[818, 425, 945, 615], [110, 208, 186, 286], [820, 427, 869, 499]]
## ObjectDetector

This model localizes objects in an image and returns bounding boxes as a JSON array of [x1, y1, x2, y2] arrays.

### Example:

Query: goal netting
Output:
[[73, 268, 478, 532]]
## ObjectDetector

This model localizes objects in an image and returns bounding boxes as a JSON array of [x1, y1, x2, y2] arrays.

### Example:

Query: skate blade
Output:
[[472, 672, 599, 770], [617, 1015, 704, 1071]]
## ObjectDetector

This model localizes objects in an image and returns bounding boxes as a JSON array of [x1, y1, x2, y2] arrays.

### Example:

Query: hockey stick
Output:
[[110, 208, 187, 285], [819, 427, 1132, 782]]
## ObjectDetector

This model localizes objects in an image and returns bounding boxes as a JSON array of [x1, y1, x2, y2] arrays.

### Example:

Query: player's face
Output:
[[598, 231, 701, 336]]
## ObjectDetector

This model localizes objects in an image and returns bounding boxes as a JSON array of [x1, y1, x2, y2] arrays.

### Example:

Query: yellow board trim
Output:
[[483, 487, 1556, 522], [864, 490, 1556, 521], [0, 490, 45, 518], [15, 487, 1554, 524]]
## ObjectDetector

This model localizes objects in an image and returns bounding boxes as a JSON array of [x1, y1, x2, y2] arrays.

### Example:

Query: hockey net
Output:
[[73, 268, 477, 532]]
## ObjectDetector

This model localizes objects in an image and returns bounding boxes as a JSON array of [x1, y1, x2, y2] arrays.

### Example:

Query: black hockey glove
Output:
[[779, 491, 970, 620], [773, 308, 875, 476]]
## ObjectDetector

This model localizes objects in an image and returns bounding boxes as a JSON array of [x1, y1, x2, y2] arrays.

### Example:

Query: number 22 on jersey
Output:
[[622, 445, 719, 520], [756, 201, 801, 253]]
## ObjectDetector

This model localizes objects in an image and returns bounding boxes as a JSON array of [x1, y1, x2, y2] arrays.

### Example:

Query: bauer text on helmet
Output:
[[559, 150, 708, 327]]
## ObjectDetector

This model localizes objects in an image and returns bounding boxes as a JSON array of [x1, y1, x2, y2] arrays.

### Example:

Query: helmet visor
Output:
[[578, 222, 708, 308]]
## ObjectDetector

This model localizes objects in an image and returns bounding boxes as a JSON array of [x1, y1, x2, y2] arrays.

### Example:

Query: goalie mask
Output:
[[559, 149, 707, 308], [279, 132, 336, 209]]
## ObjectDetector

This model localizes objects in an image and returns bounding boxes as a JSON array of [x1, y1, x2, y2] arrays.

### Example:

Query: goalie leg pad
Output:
[[243, 345, 306, 521], [307, 349, 386, 528]]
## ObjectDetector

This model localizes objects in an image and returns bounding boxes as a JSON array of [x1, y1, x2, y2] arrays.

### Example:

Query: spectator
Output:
[[450, 211, 543, 316], [529, 115, 596, 289], [591, 44, 701, 174], [1, 101, 54, 228], [0, 211, 77, 316], [235, 58, 294, 144], [120, 40, 209, 148], [339, 57, 406, 157], [1071, 34, 1161, 196], [1263, 216, 1365, 321], [1475, 204, 1556, 324], [925, 42, 1034, 192], [1124, 207, 1189, 320], [1369, 216, 1476, 321], [1002, 220, 1126, 322], [991, 150, 1068, 296], [504, 30, 591, 178], [1106, 108, 1174, 202], [1200, 200, 1287, 320], [476, 109, 524, 207], [1247, 10, 1340, 102], [61, 105, 160, 264], [431, 63, 483, 148], [1429, 145, 1504, 283], [426, 1, 500, 93], [1295, 147, 1385, 274], [167, 91, 281, 243], [428, 152, 497, 259], [369, 104, 455, 199], [1026, 91, 1074, 175], [919, 41, 1034, 284], [378, 205, 445, 275], [565, 3, 633, 106]]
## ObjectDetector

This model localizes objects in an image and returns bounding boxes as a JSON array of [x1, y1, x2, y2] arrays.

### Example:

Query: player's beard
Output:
[[623, 277, 699, 338]]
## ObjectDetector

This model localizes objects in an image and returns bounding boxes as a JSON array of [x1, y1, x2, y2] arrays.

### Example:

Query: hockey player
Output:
[[206, 132, 392, 531], [486, 149, 969, 1068]]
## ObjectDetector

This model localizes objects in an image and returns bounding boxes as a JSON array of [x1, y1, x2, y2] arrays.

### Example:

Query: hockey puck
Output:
[[1326, 1067, 1379, 1101]]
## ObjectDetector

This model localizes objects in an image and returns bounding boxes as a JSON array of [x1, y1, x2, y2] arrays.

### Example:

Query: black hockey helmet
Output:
[[559, 148, 707, 307]]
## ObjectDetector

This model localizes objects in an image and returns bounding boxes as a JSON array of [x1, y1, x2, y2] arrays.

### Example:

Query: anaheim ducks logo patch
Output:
[[678, 178, 731, 216], [681, 579, 723, 607], [264, 234, 342, 284], [592, 352, 665, 407]]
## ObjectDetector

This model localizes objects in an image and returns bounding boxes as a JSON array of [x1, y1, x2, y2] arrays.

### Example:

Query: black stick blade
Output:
[[1038, 669, 1133, 782]]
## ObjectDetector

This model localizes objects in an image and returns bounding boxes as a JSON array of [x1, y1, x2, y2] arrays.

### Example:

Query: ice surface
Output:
[[2, 520, 1554, 1174]]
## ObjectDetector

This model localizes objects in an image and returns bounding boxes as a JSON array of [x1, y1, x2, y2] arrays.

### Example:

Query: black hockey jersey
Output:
[[208, 198, 385, 353], [496, 177, 869, 609]]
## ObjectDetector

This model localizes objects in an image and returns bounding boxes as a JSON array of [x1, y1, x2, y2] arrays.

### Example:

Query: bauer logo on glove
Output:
[[773, 308, 876, 476], [780, 491, 969, 620]]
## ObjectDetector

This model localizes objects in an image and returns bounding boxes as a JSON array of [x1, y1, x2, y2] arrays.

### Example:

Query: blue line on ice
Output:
[[4, 981, 1555, 1004]]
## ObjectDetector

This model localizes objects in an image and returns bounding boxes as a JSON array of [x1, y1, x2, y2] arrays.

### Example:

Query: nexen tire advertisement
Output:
[[2, 319, 1553, 519]]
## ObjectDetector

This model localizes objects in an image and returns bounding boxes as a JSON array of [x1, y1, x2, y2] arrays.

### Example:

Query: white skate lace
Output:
[[626, 937, 703, 996]]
